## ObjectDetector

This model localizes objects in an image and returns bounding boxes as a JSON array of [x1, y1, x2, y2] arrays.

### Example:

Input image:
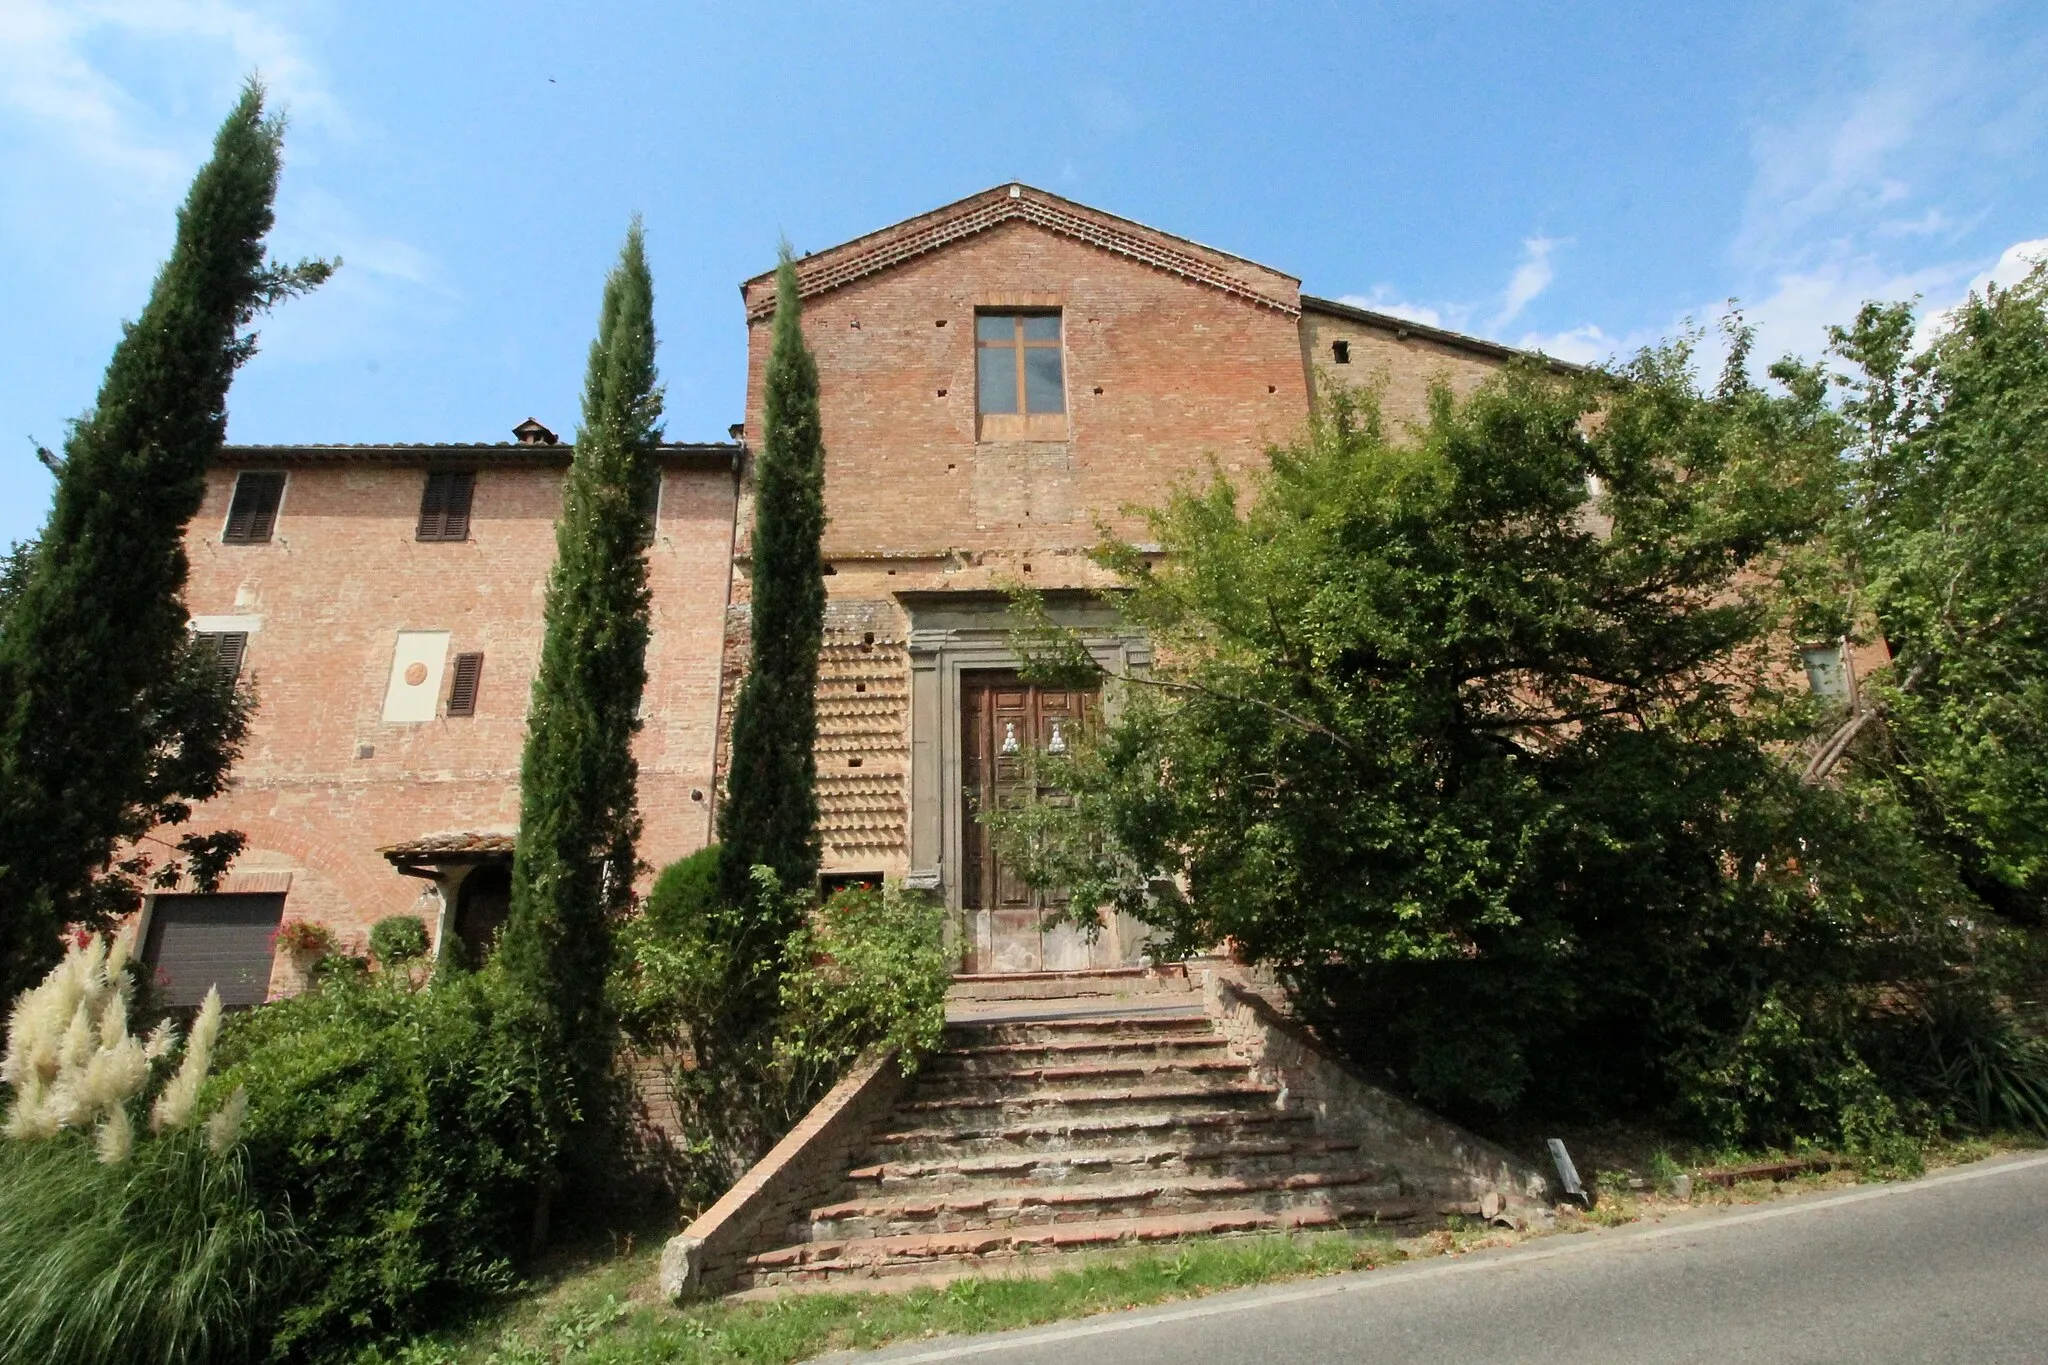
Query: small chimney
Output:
[[512, 417, 559, 445], [727, 422, 745, 442]]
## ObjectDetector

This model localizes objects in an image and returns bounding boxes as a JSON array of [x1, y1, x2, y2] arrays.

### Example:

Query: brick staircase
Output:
[[734, 1006, 1423, 1289]]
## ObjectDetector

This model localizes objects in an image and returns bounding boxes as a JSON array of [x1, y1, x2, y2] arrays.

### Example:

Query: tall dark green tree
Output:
[[497, 220, 663, 1123], [0, 83, 330, 999], [716, 249, 827, 938]]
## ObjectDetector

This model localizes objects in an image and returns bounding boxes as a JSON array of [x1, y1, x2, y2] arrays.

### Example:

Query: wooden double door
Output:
[[962, 673, 1130, 973]]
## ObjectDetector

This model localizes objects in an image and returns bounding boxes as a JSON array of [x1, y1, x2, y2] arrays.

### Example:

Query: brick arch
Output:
[[213, 813, 405, 932]]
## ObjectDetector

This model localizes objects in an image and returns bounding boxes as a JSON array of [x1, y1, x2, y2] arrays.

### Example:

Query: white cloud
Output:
[[1334, 290, 1460, 332], [1335, 235, 1566, 341], [0, 2, 447, 374], [1873, 206, 1964, 239], [1514, 324, 1622, 367], [1910, 235, 2048, 350], [280, 187, 441, 290], [0, 0, 341, 185], [1491, 236, 1561, 329], [1737, 83, 1927, 271], [1966, 235, 2048, 294]]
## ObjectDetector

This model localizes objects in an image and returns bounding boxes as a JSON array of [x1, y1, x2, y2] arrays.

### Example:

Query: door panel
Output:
[[960, 674, 1106, 972]]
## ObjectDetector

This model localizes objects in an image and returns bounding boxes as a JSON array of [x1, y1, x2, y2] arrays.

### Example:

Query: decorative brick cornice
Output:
[[746, 188, 1300, 321]]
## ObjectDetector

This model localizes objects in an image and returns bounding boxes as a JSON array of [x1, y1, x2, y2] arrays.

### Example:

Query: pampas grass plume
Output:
[[151, 987, 222, 1133], [204, 1086, 249, 1154], [94, 1104, 134, 1165]]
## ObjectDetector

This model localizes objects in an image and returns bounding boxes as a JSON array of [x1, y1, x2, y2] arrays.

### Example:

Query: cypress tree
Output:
[[0, 83, 331, 999], [497, 221, 663, 1121], [717, 249, 828, 938]]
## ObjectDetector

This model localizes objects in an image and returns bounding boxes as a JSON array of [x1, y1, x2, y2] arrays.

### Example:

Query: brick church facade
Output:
[[142, 184, 1535, 1005]]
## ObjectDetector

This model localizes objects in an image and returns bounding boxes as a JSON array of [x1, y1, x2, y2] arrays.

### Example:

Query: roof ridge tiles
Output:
[[746, 186, 1300, 321]]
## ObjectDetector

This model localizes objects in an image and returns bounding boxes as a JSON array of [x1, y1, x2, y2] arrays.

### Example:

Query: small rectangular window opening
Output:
[[1331, 340, 1352, 365], [446, 652, 484, 717], [196, 631, 249, 688], [223, 472, 285, 544], [416, 470, 475, 542], [1800, 643, 1852, 702]]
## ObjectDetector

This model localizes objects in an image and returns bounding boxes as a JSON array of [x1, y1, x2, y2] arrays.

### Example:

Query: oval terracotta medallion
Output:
[[404, 662, 428, 686]]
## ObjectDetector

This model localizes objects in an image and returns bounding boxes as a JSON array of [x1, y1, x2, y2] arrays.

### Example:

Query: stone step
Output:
[[910, 1058, 1257, 1102], [945, 1016, 1215, 1048], [925, 1034, 1233, 1075], [946, 967, 1197, 1005], [738, 1203, 1429, 1289], [806, 1168, 1405, 1241], [893, 1082, 1281, 1129], [863, 1107, 1317, 1163], [845, 1136, 1368, 1195]]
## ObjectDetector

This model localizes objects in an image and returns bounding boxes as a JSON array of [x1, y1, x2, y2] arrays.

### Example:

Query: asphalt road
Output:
[[849, 1151, 2048, 1365]]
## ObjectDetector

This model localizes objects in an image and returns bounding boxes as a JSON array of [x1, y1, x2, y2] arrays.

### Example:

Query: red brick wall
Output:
[[725, 216, 1319, 880], [740, 219, 1310, 570], [1299, 308, 1510, 427], [171, 454, 737, 993]]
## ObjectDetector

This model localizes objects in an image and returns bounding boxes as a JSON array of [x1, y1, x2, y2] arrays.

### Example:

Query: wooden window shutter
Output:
[[417, 471, 475, 541], [198, 631, 248, 687], [443, 471, 474, 540], [446, 652, 484, 717], [223, 472, 285, 544]]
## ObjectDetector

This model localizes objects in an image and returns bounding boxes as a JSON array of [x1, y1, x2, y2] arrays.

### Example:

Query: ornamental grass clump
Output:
[[0, 934, 294, 1365], [1, 932, 244, 1159]]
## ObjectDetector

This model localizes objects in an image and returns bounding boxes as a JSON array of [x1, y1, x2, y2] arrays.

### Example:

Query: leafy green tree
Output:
[[1815, 266, 2048, 920], [995, 358, 1989, 1139], [716, 248, 827, 967], [497, 221, 663, 1134], [0, 83, 330, 999]]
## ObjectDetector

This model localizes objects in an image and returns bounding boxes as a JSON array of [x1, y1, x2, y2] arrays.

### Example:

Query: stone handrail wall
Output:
[[1200, 969, 1552, 1206], [659, 1047, 910, 1299]]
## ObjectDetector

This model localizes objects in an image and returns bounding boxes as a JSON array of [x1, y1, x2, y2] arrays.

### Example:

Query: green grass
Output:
[[373, 1231, 1405, 1365], [0, 1134, 300, 1365]]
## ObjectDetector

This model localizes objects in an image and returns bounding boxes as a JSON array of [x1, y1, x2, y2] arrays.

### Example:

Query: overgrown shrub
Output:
[[775, 881, 950, 1099], [611, 861, 948, 1195], [368, 916, 430, 967], [1862, 988, 2048, 1140], [214, 967, 566, 1361], [990, 355, 2039, 1158]]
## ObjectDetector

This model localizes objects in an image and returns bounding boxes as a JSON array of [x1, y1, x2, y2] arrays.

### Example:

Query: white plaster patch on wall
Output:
[[381, 629, 450, 723], [191, 614, 264, 634]]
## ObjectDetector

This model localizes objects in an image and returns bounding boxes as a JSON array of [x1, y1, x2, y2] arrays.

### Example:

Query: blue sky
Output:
[[4, 1, 2044, 550]]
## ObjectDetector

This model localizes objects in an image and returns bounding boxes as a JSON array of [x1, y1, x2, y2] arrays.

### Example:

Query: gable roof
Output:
[[741, 183, 1301, 321]]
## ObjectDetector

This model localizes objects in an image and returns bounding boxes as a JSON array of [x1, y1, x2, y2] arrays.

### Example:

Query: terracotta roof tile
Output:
[[379, 832, 517, 862]]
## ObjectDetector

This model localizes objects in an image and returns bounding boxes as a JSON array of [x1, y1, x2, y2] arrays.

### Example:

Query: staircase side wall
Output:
[[660, 1048, 909, 1300], [1202, 972, 1552, 1206]]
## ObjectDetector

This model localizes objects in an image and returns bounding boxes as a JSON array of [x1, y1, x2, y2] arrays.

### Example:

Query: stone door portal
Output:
[[961, 672, 1102, 972]]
